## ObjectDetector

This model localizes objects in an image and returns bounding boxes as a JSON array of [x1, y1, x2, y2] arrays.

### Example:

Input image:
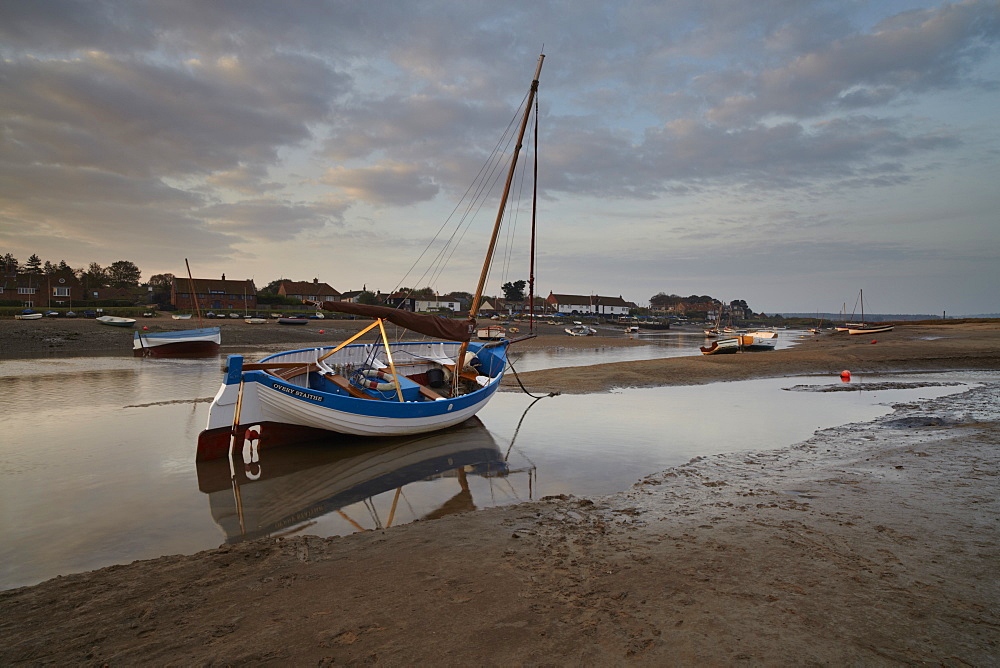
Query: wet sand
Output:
[[1, 321, 998, 664]]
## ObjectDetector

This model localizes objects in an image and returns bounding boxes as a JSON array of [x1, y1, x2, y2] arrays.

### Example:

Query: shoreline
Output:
[[1, 321, 998, 663]]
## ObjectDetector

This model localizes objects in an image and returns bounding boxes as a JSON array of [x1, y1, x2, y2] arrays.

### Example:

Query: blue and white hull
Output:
[[198, 340, 508, 459]]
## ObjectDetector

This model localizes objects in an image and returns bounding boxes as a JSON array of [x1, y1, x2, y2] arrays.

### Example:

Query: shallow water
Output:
[[507, 327, 810, 371], [0, 347, 989, 590]]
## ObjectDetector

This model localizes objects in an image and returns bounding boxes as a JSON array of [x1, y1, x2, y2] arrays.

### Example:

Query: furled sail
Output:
[[319, 301, 475, 342]]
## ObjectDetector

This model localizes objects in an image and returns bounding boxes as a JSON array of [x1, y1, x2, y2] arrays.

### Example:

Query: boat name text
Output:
[[273, 383, 324, 402]]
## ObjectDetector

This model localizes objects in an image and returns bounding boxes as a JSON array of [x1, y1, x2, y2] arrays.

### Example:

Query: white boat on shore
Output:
[[741, 328, 778, 350], [133, 326, 222, 357], [848, 323, 894, 335], [477, 324, 507, 340], [15, 311, 42, 320], [172, 314, 193, 320], [699, 336, 743, 355], [565, 322, 597, 336], [96, 315, 136, 327]]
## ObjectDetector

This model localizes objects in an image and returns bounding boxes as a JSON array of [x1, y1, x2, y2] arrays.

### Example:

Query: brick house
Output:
[[1, 269, 84, 308], [86, 287, 137, 303], [171, 274, 257, 312], [277, 278, 341, 304]]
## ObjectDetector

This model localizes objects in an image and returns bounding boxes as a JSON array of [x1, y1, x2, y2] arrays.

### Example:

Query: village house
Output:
[[545, 292, 633, 317], [383, 292, 417, 311], [171, 274, 257, 312], [337, 290, 368, 304], [1, 268, 85, 309], [415, 297, 462, 312], [277, 278, 340, 304]]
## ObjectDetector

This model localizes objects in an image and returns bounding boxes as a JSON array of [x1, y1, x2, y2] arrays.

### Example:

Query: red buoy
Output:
[[319, 329, 325, 334], [840, 370, 851, 379]]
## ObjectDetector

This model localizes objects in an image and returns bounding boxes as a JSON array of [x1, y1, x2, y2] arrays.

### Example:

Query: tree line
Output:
[[7, 252, 754, 314], [1, 251, 170, 291], [649, 292, 754, 315]]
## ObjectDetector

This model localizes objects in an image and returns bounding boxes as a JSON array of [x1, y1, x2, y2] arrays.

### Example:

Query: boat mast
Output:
[[455, 54, 544, 384], [529, 95, 538, 334], [185, 258, 204, 327], [467, 53, 544, 320]]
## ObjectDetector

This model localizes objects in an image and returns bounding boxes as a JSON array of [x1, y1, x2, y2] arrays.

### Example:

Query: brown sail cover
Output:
[[319, 301, 475, 342]]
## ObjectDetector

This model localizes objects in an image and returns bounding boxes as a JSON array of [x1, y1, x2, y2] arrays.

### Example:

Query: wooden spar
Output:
[[185, 258, 204, 327], [377, 319, 406, 402], [317, 319, 381, 361], [456, 53, 545, 387], [529, 96, 538, 333], [336, 509, 367, 532], [386, 487, 403, 528]]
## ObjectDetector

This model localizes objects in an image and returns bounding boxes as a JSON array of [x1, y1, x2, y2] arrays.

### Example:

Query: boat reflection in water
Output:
[[196, 417, 534, 543]]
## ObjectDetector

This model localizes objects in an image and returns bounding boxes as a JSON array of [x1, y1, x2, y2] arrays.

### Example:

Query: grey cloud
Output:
[[705, 0, 1000, 126], [1, 52, 344, 178], [320, 164, 440, 207], [0, 0, 155, 54], [0, 161, 203, 209], [206, 165, 286, 194], [199, 199, 346, 241]]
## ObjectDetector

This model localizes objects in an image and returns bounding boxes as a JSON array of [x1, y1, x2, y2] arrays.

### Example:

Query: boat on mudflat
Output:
[[133, 326, 222, 357], [847, 324, 894, 335], [700, 336, 743, 355], [477, 324, 507, 340], [741, 328, 778, 350], [842, 289, 894, 335], [197, 54, 546, 458], [15, 310, 42, 320], [565, 321, 597, 336], [277, 317, 310, 325], [197, 314, 511, 458], [96, 315, 136, 327]]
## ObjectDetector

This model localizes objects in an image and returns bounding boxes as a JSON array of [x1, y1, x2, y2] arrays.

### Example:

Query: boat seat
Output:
[[273, 363, 317, 381], [418, 384, 445, 401]]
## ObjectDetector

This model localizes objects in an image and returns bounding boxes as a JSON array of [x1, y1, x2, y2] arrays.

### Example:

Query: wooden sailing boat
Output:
[[197, 55, 546, 459], [134, 259, 222, 357], [846, 289, 894, 335]]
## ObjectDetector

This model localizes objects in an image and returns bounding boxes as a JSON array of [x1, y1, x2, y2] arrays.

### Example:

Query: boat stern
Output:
[[204, 355, 263, 431]]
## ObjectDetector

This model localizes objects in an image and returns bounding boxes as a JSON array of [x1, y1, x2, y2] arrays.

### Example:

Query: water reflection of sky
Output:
[[0, 350, 990, 590]]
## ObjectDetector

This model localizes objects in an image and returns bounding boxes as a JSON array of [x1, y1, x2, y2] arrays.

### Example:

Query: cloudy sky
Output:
[[2, 0, 998, 316]]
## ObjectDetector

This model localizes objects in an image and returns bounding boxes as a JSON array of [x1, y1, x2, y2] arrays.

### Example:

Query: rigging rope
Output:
[[388, 89, 536, 306], [504, 354, 559, 400]]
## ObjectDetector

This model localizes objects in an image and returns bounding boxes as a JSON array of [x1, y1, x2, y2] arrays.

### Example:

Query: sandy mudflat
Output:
[[0, 321, 998, 664]]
